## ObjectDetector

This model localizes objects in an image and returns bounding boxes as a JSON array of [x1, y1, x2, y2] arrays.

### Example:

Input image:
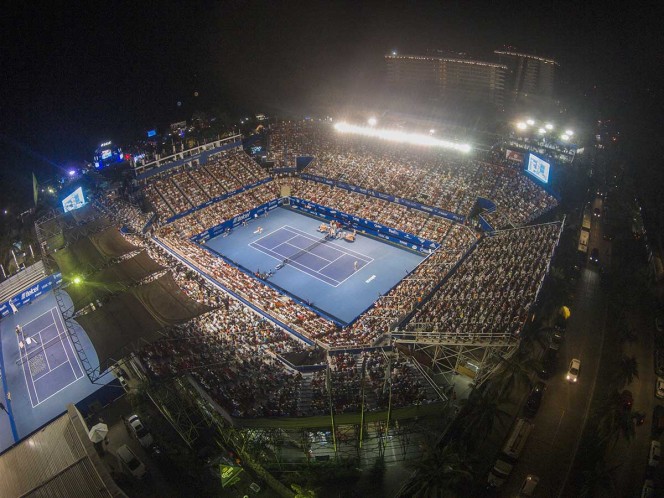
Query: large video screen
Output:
[[101, 149, 112, 160], [62, 187, 86, 213], [525, 153, 551, 184]]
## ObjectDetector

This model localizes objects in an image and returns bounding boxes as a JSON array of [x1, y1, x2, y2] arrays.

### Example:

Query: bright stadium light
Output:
[[73, 276, 82, 285], [333, 121, 472, 153], [526, 119, 535, 126], [538, 128, 546, 134], [561, 134, 570, 141], [429, 129, 435, 134], [565, 129, 574, 136], [516, 122, 527, 130], [367, 117, 377, 127], [545, 123, 553, 130]]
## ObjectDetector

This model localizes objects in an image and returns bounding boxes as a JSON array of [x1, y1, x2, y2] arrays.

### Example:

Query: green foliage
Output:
[[402, 443, 473, 498]]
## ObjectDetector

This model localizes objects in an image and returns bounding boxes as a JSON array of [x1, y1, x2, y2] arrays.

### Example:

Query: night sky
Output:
[[1, 1, 662, 208]]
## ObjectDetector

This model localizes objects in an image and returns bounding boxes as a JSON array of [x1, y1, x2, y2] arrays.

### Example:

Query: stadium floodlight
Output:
[[526, 119, 535, 126], [429, 129, 435, 134], [545, 123, 553, 130], [68, 170, 76, 176], [516, 122, 527, 130], [561, 134, 570, 141], [367, 117, 377, 127], [538, 128, 546, 134], [73, 276, 82, 285], [565, 129, 574, 136], [333, 121, 472, 153], [391, 50, 397, 56]]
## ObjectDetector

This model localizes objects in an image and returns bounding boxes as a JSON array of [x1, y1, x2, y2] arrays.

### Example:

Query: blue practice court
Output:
[[204, 207, 425, 324], [0, 290, 115, 453]]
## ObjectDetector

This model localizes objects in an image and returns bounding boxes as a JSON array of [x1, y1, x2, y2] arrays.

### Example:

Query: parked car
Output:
[[538, 348, 558, 379], [551, 329, 564, 346], [487, 457, 514, 488], [518, 474, 539, 496], [649, 440, 661, 467], [567, 359, 581, 383], [127, 415, 154, 448], [655, 351, 664, 376], [652, 405, 664, 436], [656, 378, 664, 399], [525, 382, 546, 417], [116, 444, 147, 479], [641, 479, 654, 498]]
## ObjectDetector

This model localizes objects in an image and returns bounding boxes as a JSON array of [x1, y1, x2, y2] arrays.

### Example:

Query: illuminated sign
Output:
[[62, 187, 86, 213], [99, 141, 112, 147], [101, 149, 112, 160], [147, 129, 157, 137], [525, 153, 551, 184]]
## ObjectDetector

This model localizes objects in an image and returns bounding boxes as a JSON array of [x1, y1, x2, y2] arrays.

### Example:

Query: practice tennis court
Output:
[[249, 225, 373, 287], [16, 307, 84, 408]]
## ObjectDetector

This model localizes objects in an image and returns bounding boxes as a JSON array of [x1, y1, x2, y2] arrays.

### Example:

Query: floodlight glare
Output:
[[73, 276, 82, 285], [516, 122, 527, 130], [68, 170, 76, 176], [333, 121, 471, 153], [526, 119, 535, 126], [538, 128, 546, 134], [545, 123, 553, 130], [429, 129, 435, 134], [565, 129, 574, 136], [367, 117, 377, 126], [561, 134, 569, 141]]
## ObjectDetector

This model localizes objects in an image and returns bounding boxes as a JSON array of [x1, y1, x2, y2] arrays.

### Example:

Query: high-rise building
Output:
[[385, 54, 507, 106], [494, 51, 558, 104]]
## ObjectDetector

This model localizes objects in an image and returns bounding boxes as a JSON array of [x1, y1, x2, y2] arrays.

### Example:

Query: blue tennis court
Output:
[[249, 225, 372, 287], [204, 207, 425, 324], [16, 307, 84, 407]]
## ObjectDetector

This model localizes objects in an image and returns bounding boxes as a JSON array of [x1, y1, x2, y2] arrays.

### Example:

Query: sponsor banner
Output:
[[505, 149, 524, 163], [166, 177, 273, 224], [190, 199, 281, 243], [289, 197, 439, 253], [478, 214, 495, 233], [0, 273, 63, 317]]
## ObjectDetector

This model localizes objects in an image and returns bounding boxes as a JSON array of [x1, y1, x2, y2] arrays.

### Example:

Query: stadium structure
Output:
[[28, 117, 564, 474]]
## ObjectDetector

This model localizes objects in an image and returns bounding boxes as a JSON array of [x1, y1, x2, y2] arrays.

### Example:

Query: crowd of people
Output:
[[143, 149, 269, 220], [406, 222, 562, 342], [268, 120, 558, 226]]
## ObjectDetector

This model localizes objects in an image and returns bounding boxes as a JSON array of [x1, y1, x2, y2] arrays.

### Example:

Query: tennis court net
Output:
[[283, 235, 328, 266]]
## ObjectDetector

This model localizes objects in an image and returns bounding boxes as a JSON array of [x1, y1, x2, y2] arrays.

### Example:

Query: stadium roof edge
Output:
[[493, 50, 559, 65]]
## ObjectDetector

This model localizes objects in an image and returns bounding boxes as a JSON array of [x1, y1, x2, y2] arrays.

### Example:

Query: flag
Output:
[[32, 173, 38, 206]]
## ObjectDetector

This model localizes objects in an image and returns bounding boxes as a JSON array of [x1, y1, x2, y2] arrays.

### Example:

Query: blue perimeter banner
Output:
[[166, 177, 273, 224], [190, 199, 282, 243], [0, 273, 63, 317], [300, 173, 465, 223], [289, 197, 439, 253]]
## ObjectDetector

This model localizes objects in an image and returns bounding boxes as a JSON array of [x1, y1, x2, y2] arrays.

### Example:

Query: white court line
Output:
[[249, 242, 341, 286], [330, 254, 373, 287], [32, 376, 81, 407], [252, 225, 301, 249], [51, 308, 83, 380], [32, 361, 69, 381], [280, 241, 335, 264], [17, 325, 40, 408], [283, 225, 375, 261], [318, 254, 345, 271], [21, 307, 56, 329], [30, 322, 58, 337]]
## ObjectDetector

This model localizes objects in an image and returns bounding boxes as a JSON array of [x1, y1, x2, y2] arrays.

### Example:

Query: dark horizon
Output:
[[1, 1, 663, 208]]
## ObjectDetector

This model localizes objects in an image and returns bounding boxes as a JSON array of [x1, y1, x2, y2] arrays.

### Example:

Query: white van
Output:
[[503, 418, 534, 459], [487, 457, 514, 487], [116, 444, 147, 479]]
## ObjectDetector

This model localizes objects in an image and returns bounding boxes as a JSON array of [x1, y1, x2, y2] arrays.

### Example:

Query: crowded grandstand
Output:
[[71, 118, 564, 420]]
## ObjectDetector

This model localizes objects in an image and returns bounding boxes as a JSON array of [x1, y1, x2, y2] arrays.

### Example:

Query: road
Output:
[[500, 197, 611, 497]]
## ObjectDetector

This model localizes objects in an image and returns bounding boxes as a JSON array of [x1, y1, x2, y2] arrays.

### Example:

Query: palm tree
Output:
[[614, 356, 639, 387], [402, 443, 473, 498], [579, 460, 620, 498], [457, 385, 511, 448], [489, 354, 537, 399], [595, 391, 636, 447]]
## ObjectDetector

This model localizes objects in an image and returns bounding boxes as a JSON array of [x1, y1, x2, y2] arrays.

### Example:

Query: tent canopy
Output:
[[66, 251, 164, 310], [75, 273, 212, 372]]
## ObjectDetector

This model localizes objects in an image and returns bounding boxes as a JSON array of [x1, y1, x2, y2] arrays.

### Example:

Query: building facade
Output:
[[494, 51, 558, 105]]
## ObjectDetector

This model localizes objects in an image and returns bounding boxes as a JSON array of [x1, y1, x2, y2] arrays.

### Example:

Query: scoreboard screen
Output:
[[525, 153, 551, 184]]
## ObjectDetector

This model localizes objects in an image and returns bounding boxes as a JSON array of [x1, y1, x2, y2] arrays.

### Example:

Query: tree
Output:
[[457, 384, 511, 448], [595, 391, 636, 447], [579, 460, 620, 498], [614, 356, 639, 387], [402, 443, 473, 498], [489, 354, 537, 399]]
